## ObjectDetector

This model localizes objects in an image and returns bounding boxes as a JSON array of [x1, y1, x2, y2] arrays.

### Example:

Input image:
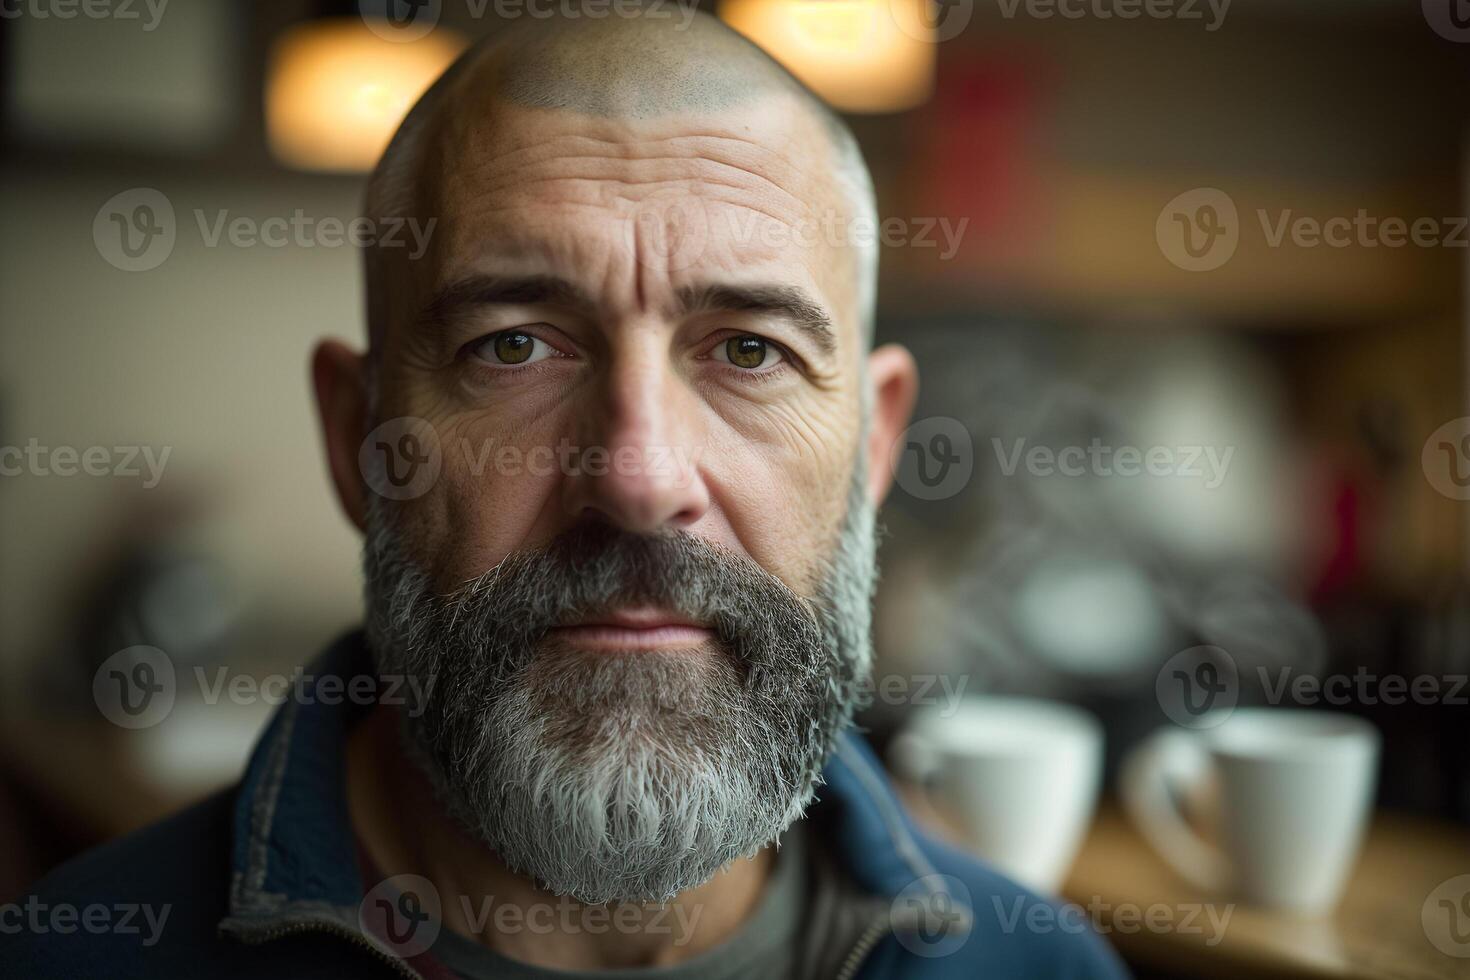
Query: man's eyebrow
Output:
[[676, 283, 837, 357], [421, 274, 595, 326]]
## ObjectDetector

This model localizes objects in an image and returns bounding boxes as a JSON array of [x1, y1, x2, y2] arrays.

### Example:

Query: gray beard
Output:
[[361, 454, 876, 904]]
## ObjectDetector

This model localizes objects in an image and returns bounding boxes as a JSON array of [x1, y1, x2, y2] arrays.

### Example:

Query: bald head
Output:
[[362, 7, 877, 357], [318, 20, 922, 888]]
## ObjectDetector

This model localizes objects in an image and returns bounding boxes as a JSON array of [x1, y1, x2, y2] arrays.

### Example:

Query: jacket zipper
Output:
[[832, 911, 889, 980], [248, 919, 422, 980]]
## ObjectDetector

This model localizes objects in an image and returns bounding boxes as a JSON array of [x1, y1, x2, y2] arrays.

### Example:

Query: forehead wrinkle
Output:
[[446, 125, 826, 224]]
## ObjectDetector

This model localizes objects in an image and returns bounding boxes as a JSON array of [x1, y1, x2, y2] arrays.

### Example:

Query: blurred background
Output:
[[1, 1, 1467, 976]]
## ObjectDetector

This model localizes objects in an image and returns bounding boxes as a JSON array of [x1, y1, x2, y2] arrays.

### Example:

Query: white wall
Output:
[[0, 170, 369, 688]]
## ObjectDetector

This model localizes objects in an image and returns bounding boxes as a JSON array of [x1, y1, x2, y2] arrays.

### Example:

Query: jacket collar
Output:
[[219, 630, 962, 969]]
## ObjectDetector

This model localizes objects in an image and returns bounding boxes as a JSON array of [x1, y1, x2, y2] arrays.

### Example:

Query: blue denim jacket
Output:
[[5, 631, 1128, 979]]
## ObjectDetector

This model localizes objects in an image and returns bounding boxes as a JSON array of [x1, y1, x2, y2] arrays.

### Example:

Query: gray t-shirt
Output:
[[429, 826, 808, 980]]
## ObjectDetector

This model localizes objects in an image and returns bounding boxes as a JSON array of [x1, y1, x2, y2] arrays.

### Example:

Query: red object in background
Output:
[[918, 51, 1052, 265], [1306, 451, 1380, 601], [1315, 476, 1364, 598]]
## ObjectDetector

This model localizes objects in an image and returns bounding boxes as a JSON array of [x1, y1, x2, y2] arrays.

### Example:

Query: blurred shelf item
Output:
[[892, 169, 1460, 323]]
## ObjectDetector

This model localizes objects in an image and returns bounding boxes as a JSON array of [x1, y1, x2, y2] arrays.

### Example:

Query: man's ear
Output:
[[312, 339, 370, 532], [864, 343, 920, 506]]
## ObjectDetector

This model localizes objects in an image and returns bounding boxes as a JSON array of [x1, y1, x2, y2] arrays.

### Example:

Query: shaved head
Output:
[[362, 7, 877, 358], [323, 0, 921, 918]]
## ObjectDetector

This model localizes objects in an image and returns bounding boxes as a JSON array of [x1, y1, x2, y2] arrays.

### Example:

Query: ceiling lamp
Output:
[[265, 16, 466, 173], [719, 0, 936, 113]]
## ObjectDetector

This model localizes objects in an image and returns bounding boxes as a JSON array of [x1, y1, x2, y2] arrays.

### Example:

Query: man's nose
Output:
[[560, 358, 710, 534]]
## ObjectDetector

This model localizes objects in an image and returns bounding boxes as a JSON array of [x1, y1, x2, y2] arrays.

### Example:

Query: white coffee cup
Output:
[[1121, 708, 1379, 913], [891, 696, 1104, 893]]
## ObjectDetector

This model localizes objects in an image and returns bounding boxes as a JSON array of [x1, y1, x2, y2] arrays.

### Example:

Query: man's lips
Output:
[[548, 607, 715, 652]]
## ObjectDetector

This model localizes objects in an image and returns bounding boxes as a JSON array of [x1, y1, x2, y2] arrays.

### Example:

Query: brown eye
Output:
[[725, 335, 770, 369], [493, 331, 534, 364]]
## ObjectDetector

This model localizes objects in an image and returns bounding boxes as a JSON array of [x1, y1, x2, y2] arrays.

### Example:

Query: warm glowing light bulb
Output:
[[720, 0, 935, 113], [265, 18, 466, 173]]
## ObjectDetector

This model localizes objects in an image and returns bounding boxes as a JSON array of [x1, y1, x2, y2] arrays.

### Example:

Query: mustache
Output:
[[375, 516, 826, 675]]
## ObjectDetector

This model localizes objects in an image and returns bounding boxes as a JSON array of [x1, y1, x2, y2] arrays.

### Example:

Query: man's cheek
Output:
[[412, 454, 563, 589], [709, 445, 849, 592]]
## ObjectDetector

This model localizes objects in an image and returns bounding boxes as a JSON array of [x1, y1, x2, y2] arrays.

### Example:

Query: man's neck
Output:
[[344, 704, 775, 969]]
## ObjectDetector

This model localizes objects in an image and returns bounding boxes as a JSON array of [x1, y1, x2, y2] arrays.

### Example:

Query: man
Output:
[[8, 9, 1127, 978]]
